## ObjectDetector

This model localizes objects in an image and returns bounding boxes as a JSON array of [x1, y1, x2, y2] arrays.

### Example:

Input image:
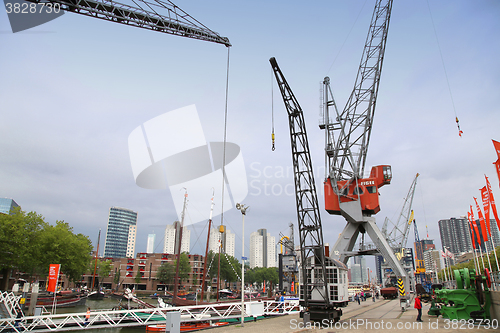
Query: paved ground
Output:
[[213, 297, 495, 333]]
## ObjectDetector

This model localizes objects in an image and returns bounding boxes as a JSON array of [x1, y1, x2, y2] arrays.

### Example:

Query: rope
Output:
[[426, 0, 462, 137], [219, 46, 231, 227], [271, 67, 275, 151]]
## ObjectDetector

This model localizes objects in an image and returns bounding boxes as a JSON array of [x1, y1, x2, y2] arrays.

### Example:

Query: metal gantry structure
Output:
[[382, 173, 419, 252], [270, 57, 343, 321], [0, 291, 299, 333], [320, 0, 410, 310], [24, 0, 231, 46]]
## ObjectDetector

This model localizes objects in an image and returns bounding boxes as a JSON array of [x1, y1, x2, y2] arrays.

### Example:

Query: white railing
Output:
[[0, 300, 300, 333], [0, 292, 21, 318]]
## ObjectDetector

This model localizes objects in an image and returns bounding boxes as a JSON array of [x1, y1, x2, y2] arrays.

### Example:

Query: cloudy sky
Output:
[[1, 0, 499, 272]]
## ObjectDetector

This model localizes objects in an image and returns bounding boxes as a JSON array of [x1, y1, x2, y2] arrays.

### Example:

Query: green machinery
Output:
[[429, 268, 491, 321]]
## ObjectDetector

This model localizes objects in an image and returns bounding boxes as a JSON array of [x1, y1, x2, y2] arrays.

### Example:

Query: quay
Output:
[[215, 297, 493, 333]]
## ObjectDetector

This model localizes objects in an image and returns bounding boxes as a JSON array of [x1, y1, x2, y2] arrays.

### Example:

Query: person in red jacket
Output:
[[414, 294, 423, 322]]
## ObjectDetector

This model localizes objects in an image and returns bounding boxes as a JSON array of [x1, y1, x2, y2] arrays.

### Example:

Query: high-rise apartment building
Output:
[[249, 228, 275, 268], [438, 217, 473, 255], [163, 221, 190, 254], [147, 234, 156, 254], [208, 225, 235, 257], [0, 198, 20, 215], [103, 207, 138, 258]]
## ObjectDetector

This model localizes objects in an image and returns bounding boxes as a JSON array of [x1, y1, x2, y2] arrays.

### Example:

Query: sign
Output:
[[47, 264, 61, 292], [241, 256, 247, 260]]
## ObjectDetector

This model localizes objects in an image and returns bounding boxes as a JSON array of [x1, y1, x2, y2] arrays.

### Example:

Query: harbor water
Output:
[[54, 297, 158, 333]]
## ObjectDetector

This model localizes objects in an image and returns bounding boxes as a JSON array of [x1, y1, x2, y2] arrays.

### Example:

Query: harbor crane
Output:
[[23, 0, 231, 46], [270, 57, 349, 323], [319, 0, 411, 309]]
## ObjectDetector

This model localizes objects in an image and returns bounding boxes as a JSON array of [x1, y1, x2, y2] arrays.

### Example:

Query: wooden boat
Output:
[[146, 321, 229, 332], [24, 291, 86, 308]]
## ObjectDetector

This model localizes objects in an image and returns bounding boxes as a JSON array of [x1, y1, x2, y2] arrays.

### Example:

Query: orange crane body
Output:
[[324, 165, 392, 215]]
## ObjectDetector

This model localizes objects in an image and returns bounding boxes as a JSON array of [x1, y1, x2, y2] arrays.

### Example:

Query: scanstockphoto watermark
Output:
[[248, 161, 331, 197], [290, 318, 500, 330]]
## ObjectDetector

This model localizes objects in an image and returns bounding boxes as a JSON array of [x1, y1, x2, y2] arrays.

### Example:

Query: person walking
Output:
[[85, 307, 91, 326], [414, 295, 423, 322]]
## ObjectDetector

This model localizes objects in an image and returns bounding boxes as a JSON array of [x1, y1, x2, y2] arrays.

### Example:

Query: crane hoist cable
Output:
[[271, 67, 275, 151], [426, 0, 463, 137]]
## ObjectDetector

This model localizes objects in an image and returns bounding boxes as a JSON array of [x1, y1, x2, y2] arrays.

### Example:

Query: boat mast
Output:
[[173, 190, 188, 305], [91, 229, 101, 291], [200, 193, 215, 302]]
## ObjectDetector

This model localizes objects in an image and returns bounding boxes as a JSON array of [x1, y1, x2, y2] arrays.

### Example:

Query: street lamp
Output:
[[236, 203, 248, 326]]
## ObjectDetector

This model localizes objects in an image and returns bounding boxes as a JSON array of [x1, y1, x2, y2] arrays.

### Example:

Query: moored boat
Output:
[[146, 322, 229, 332]]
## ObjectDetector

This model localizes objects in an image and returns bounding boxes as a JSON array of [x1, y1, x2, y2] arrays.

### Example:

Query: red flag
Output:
[[486, 175, 500, 231], [47, 264, 61, 292], [468, 211, 476, 249], [474, 197, 489, 242], [481, 186, 491, 236], [470, 205, 482, 245], [495, 160, 500, 188], [493, 140, 500, 159]]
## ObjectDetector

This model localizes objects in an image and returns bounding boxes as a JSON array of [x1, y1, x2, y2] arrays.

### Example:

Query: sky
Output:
[[1, 0, 500, 274]]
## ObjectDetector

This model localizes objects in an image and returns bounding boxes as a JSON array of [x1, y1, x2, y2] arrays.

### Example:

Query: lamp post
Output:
[[236, 203, 248, 327]]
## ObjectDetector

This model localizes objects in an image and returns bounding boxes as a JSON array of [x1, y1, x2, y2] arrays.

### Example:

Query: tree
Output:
[[172, 252, 191, 283], [0, 209, 93, 290], [135, 270, 142, 286], [38, 221, 93, 282], [97, 259, 112, 279], [113, 268, 121, 285], [0, 208, 47, 289], [207, 252, 241, 284], [156, 262, 175, 286]]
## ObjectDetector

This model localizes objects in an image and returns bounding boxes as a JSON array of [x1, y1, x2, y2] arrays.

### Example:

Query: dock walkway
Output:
[[214, 297, 491, 332]]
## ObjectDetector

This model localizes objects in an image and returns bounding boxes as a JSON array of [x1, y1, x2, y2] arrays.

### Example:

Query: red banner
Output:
[[493, 140, 500, 159], [495, 160, 500, 189], [474, 197, 488, 242], [47, 264, 61, 293], [481, 186, 491, 236], [470, 205, 482, 245], [486, 175, 500, 231]]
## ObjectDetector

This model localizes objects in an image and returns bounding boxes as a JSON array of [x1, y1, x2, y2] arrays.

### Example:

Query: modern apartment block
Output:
[[163, 221, 190, 254], [249, 228, 276, 268], [438, 217, 473, 256], [147, 234, 156, 254], [0, 198, 20, 215], [103, 207, 138, 258], [208, 225, 235, 257]]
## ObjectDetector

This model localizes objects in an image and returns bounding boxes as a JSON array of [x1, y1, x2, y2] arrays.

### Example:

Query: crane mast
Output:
[[321, 0, 411, 310], [24, 0, 231, 46], [323, 0, 392, 185], [270, 57, 329, 307]]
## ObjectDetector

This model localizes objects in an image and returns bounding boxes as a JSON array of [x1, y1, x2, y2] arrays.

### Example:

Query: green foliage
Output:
[[207, 251, 241, 283], [135, 270, 142, 284], [156, 262, 175, 285], [172, 252, 192, 283], [97, 259, 112, 279], [0, 209, 92, 286], [245, 267, 278, 285], [113, 268, 121, 285]]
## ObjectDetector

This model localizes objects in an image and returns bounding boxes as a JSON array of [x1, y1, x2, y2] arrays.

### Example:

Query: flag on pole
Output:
[[474, 197, 489, 242], [47, 264, 61, 293], [470, 205, 482, 246], [495, 160, 500, 188], [468, 211, 476, 249], [481, 186, 491, 236], [486, 175, 500, 230], [445, 248, 455, 260], [493, 140, 500, 159]]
